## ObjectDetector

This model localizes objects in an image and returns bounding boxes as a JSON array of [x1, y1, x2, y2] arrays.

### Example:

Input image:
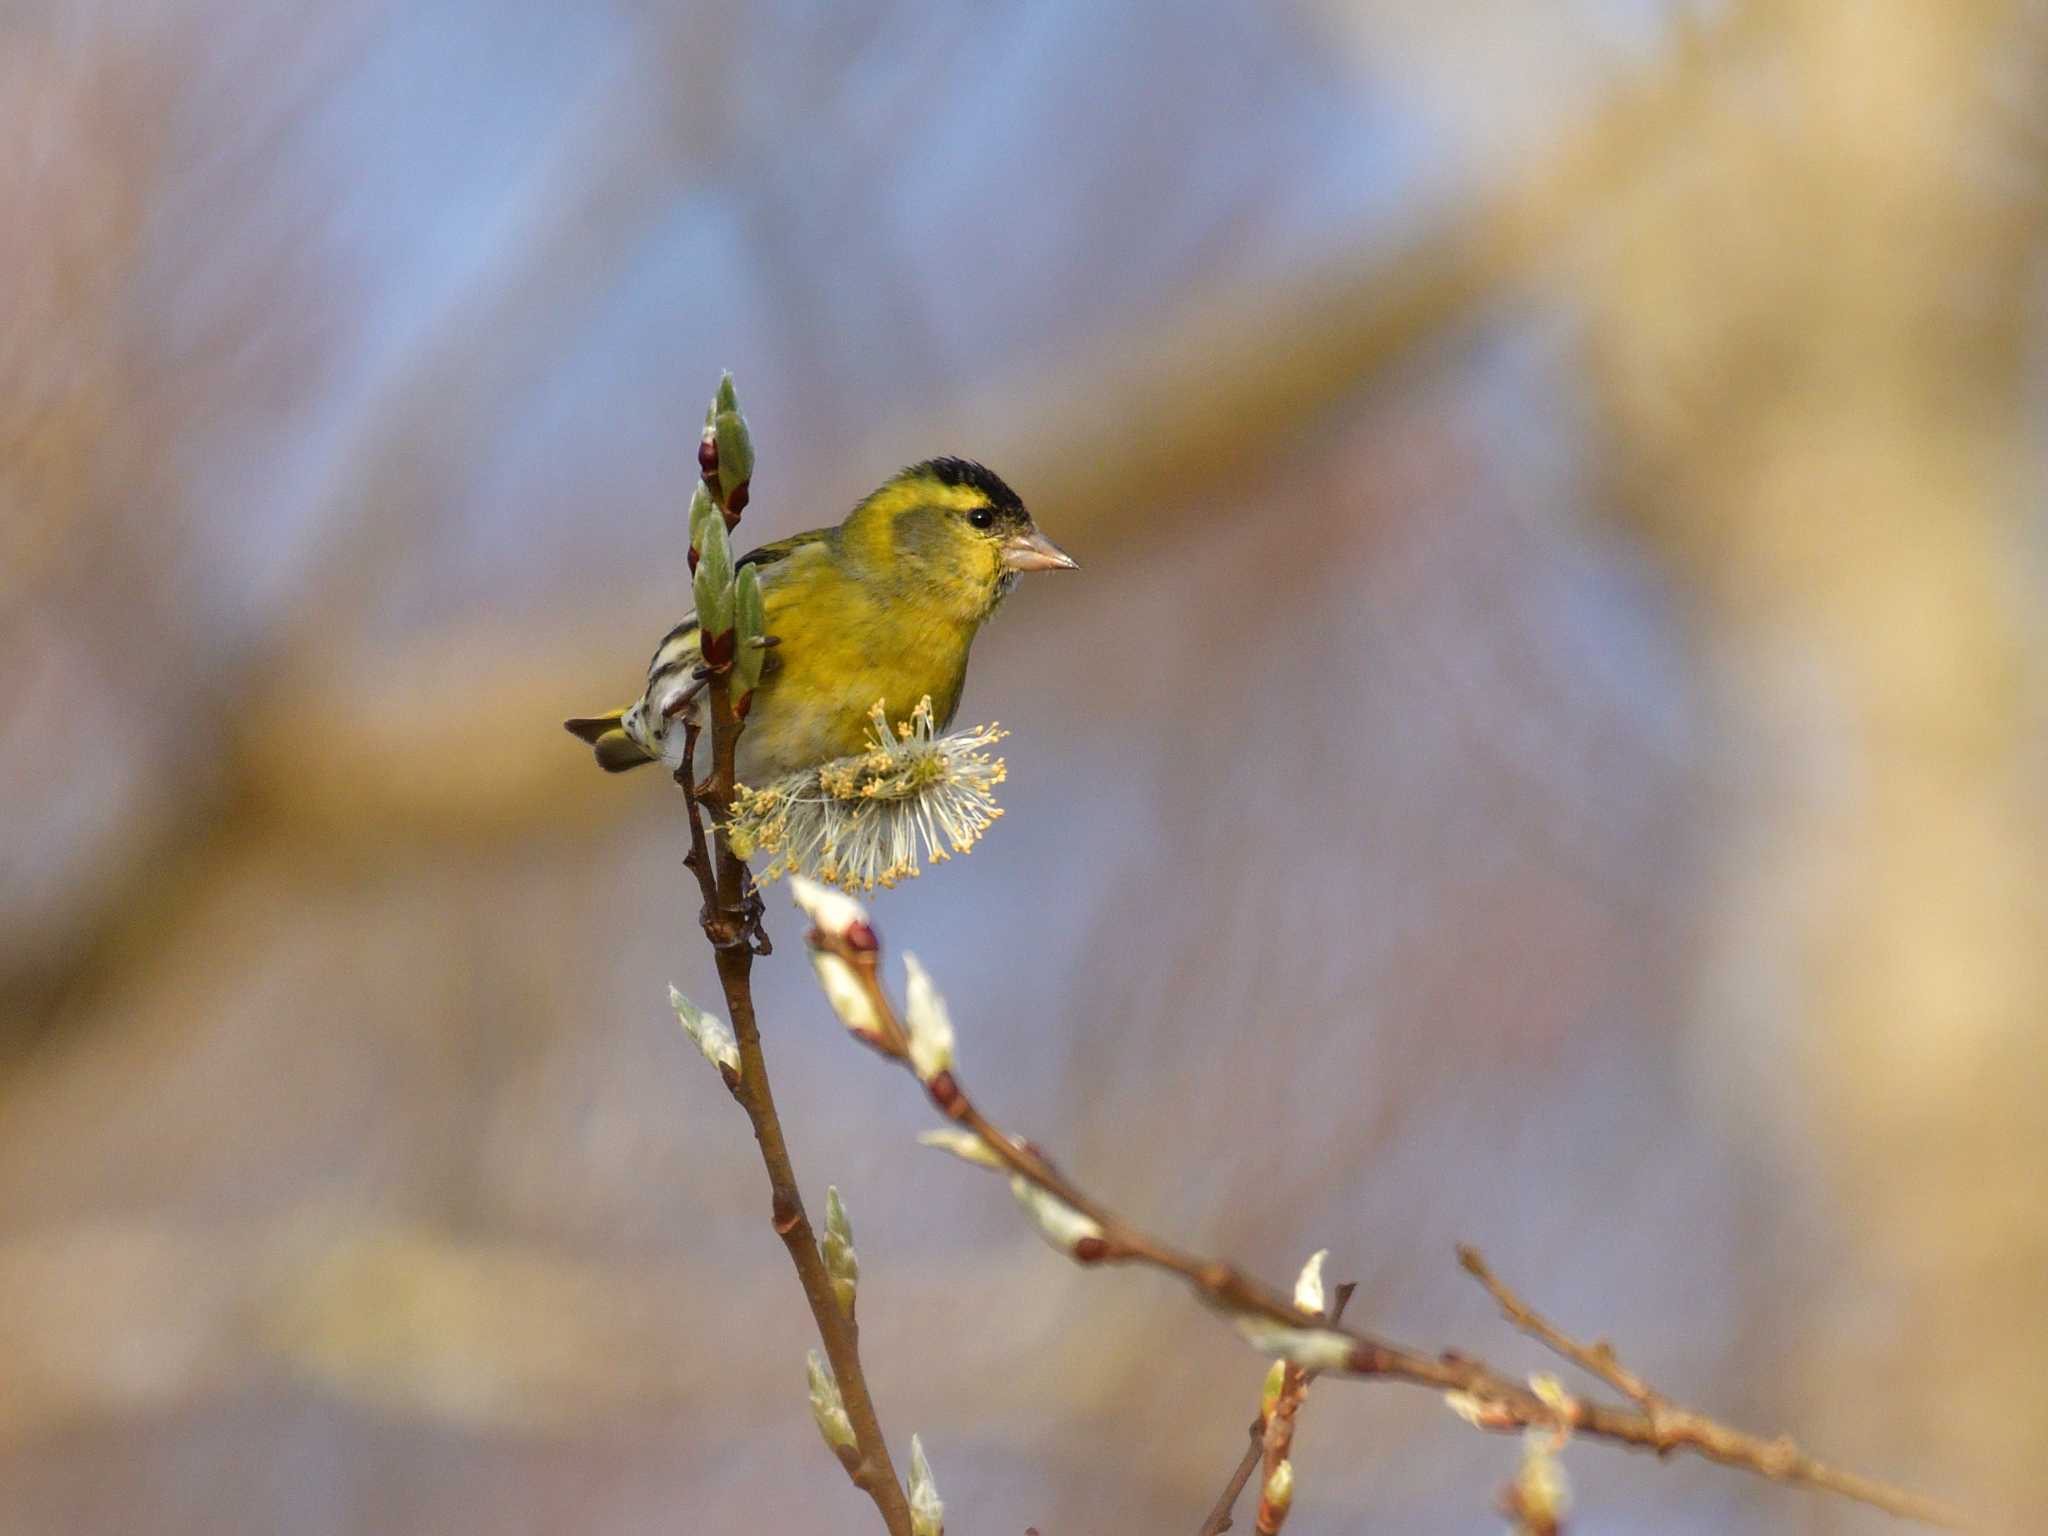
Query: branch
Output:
[[1457, 1245, 1657, 1410], [676, 402, 914, 1536], [1195, 1417, 1268, 1536], [795, 912, 1974, 1533], [1454, 1246, 1973, 1527]]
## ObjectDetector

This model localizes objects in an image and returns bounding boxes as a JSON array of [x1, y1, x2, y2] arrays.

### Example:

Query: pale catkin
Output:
[[725, 697, 1006, 891]]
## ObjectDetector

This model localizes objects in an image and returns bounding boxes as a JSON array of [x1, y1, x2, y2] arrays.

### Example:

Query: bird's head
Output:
[[842, 458, 1076, 622]]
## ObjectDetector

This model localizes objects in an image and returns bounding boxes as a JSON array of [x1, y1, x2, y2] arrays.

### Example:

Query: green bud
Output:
[[716, 370, 739, 414], [1261, 1458, 1294, 1524], [693, 511, 736, 646], [733, 565, 767, 696], [713, 408, 754, 503], [822, 1185, 859, 1318], [1260, 1359, 1287, 1420], [1009, 1175, 1105, 1259], [806, 1350, 856, 1454], [688, 482, 717, 553], [668, 984, 740, 1078]]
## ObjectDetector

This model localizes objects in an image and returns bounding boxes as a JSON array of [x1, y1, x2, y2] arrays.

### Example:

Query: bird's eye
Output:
[[967, 507, 994, 530]]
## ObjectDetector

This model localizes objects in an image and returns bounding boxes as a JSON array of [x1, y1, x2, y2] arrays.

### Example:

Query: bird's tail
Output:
[[563, 707, 656, 773]]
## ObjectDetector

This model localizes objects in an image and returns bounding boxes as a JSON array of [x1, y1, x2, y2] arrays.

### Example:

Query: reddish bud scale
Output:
[[843, 920, 879, 954], [687, 547, 700, 575], [698, 434, 719, 482], [925, 1071, 964, 1116], [771, 1190, 801, 1235], [700, 629, 736, 669], [1073, 1235, 1110, 1264], [1350, 1343, 1395, 1375], [725, 483, 749, 521]]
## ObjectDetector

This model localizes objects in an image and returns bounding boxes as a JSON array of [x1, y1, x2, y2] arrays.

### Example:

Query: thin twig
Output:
[[678, 476, 912, 1536], [807, 926, 1975, 1533], [1457, 1246, 1657, 1410], [1196, 1418, 1267, 1536]]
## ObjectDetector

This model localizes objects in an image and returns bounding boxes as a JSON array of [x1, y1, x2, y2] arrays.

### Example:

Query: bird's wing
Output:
[[641, 530, 830, 700], [737, 528, 830, 572]]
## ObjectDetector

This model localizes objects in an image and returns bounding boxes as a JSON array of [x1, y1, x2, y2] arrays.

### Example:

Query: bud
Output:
[[1292, 1249, 1328, 1318], [907, 1433, 944, 1536], [902, 953, 956, 1083], [917, 1128, 1006, 1170], [669, 985, 740, 1077], [692, 511, 736, 655], [1009, 1175, 1105, 1258], [1444, 1391, 1516, 1431], [789, 875, 873, 946], [1258, 1458, 1294, 1530], [823, 1185, 859, 1318], [806, 1350, 856, 1454], [713, 408, 754, 511], [1509, 1429, 1572, 1532], [1259, 1359, 1287, 1420], [698, 404, 719, 483], [715, 370, 739, 414], [1231, 1318, 1355, 1372], [808, 950, 888, 1046], [1528, 1373, 1573, 1423], [1444, 1391, 1489, 1429], [687, 481, 717, 574], [733, 564, 767, 699]]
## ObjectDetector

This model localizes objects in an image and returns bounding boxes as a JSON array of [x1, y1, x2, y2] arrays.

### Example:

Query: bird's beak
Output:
[[1001, 528, 1079, 573]]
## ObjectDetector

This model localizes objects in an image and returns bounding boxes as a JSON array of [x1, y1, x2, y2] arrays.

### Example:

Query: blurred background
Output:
[[5, 1, 2045, 1531]]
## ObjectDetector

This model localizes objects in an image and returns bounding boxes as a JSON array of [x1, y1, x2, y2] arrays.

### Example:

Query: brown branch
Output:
[[805, 925, 1975, 1533], [1457, 1245, 1658, 1410], [1196, 1417, 1268, 1536], [1454, 1246, 1977, 1528], [677, 471, 912, 1536]]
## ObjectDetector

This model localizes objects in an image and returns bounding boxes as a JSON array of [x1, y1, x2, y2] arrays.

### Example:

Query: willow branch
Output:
[[678, 496, 911, 1535], [804, 925, 1973, 1532]]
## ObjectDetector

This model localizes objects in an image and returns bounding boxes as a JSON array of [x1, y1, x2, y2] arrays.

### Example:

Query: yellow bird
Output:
[[564, 458, 1076, 783]]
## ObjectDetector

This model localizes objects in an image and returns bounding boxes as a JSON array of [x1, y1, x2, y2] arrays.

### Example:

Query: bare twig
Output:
[[678, 446, 913, 1536], [1196, 1417, 1268, 1536], [804, 923, 1975, 1532], [1457, 1245, 1657, 1411]]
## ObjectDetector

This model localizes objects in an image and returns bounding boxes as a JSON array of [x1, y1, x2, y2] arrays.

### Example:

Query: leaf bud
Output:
[[733, 565, 767, 697], [822, 1185, 859, 1318], [902, 953, 956, 1083], [907, 1433, 944, 1536], [668, 984, 740, 1078], [806, 1350, 855, 1454]]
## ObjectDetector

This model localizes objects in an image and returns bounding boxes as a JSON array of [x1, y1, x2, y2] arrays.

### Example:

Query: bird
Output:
[[564, 457, 1076, 785]]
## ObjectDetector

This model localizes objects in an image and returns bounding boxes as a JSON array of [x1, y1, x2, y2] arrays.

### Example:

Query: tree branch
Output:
[[677, 437, 913, 1536], [1195, 1416, 1269, 1536], [1457, 1245, 1658, 1410], [802, 919, 1974, 1533]]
